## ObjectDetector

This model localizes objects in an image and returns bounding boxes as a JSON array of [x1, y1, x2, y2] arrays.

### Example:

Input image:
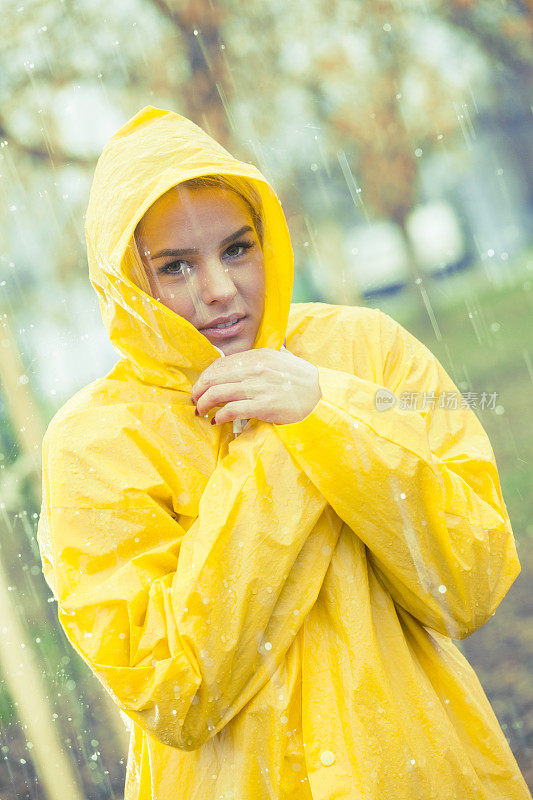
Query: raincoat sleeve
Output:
[[37, 414, 333, 751], [273, 307, 521, 641]]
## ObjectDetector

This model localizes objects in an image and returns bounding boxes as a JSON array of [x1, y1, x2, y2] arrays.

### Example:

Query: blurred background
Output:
[[0, 0, 532, 797]]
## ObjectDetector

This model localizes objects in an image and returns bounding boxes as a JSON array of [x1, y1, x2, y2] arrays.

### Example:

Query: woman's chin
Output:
[[217, 339, 253, 356], [206, 330, 257, 356]]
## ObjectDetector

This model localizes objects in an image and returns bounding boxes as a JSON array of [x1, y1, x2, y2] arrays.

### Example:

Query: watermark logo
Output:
[[375, 388, 397, 411]]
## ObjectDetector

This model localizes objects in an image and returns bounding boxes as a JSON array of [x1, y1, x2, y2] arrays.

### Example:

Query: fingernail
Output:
[[211, 418, 216, 425], [194, 407, 199, 416]]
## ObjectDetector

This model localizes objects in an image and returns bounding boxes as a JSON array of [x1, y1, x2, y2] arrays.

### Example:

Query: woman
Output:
[[37, 105, 531, 800]]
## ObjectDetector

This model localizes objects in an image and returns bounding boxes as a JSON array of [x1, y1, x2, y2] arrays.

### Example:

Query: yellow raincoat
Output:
[[37, 105, 531, 800]]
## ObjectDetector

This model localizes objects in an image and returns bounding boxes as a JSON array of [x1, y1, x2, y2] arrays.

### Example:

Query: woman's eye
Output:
[[225, 240, 254, 258], [158, 260, 188, 276]]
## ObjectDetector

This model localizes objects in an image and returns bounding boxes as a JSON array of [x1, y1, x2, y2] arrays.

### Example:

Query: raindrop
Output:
[[320, 750, 335, 766]]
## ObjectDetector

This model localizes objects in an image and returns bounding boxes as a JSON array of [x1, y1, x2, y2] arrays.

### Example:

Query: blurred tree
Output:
[[1, 0, 531, 299]]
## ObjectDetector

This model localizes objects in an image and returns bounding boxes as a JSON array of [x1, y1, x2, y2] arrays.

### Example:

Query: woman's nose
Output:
[[199, 260, 238, 304]]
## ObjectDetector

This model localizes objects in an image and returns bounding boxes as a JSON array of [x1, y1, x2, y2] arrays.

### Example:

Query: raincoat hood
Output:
[[85, 105, 293, 390]]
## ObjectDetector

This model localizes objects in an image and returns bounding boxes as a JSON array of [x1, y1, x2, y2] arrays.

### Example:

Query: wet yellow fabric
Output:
[[36, 105, 531, 800]]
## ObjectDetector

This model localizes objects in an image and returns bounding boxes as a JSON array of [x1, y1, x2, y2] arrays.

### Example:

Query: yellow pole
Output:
[[0, 553, 86, 800], [0, 312, 130, 792]]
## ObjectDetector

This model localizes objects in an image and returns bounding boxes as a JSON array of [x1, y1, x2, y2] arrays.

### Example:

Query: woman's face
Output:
[[135, 185, 265, 356]]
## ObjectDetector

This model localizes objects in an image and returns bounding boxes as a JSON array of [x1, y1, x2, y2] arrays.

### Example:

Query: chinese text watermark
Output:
[[374, 388, 500, 412]]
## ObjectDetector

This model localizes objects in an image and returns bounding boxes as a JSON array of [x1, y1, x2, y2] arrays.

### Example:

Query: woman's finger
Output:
[[196, 381, 255, 416], [191, 348, 280, 403], [213, 400, 256, 425]]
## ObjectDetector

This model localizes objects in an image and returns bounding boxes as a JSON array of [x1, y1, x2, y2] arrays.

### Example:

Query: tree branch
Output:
[[144, 0, 186, 30], [0, 112, 94, 166]]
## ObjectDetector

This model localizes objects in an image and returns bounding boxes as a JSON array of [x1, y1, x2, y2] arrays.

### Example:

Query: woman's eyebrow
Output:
[[151, 226, 254, 259]]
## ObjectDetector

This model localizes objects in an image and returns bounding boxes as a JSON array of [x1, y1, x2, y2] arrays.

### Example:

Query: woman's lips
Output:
[[200, 316, 247, 339]]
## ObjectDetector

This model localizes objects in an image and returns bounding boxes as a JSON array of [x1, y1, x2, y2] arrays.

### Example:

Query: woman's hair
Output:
[[129, 174, 264, 295]]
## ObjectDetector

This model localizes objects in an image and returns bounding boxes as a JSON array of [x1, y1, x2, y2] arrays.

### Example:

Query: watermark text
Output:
[[374, 388, 499, 412]]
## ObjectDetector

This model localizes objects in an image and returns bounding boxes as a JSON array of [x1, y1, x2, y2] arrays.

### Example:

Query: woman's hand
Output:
[[191, 347, 322, 426]]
